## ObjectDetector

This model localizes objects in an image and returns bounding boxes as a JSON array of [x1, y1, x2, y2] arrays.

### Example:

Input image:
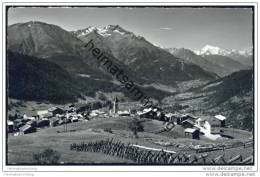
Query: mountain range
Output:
[[165, 45, 252, 77], [7, 22, 253, 104], [7, 22, 218, 91], [71, 25, 218, 85]]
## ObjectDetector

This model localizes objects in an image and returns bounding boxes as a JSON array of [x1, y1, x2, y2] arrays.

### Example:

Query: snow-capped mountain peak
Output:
[[71, 26, 100, 37], [195, 45, 252, 57], [104, 25, 124, 31], [238, 47, 253, 56], [196, 45, 229, 56], [72, 25, 132, 38], [103, 25, 133, 36]]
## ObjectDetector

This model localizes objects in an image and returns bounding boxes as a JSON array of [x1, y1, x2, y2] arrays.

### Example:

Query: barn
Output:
[[7, 121, 14, 133], [19, 124, 36, 134], [176, 114, 196, 125], [118, 110, 131, 116], [37, 110, 49, 118], [214, 115, 226, 127], [184, 128, 200, 140], [181, 119, 194, 128], [138, 108, 156, 119]]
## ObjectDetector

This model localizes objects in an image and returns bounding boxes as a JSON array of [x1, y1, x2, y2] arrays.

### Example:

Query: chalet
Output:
[[181, 119, 194, 128], [214, 115, 226, 127], [118, 110, 131, 116], [137, 107, 165, 120], [37, 110, 48, 116], [200, 115, 226, 129], [176, 114, 196, 125], [89, 110, 105, 117], [184, 128, 200, 140], [7, 121, 14, 133], [37, 110, 53, 119], [23, 112, 38, 121], [196, 115, 226, 134], [138, 108, 156, 119], [71, 117, 79, 122], [19, 124, 36, 134], [166, 113, 179, 124]]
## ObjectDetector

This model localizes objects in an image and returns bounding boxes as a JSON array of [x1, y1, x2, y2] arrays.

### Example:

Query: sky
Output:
[[8, 7, 253, 50]]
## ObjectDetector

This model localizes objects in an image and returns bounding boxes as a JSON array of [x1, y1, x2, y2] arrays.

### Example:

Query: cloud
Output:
[[159, 27, 172, 31]]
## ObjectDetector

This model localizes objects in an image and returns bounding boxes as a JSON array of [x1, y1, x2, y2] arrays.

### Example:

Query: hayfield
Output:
[[7, 117, 253, 164]]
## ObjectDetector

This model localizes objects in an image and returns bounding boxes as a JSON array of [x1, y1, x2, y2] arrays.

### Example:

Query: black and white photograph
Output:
[[1, 0, 259, 176]]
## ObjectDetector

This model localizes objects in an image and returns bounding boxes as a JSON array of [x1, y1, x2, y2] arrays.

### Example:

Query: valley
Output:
[[6, 21, 254, 165]]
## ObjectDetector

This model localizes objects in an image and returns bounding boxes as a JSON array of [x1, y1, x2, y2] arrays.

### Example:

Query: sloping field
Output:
[[7, 117, 253, 165]]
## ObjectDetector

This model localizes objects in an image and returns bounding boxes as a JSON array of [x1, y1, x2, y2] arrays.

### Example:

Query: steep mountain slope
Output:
[[73, 25, 218, 86], [7, 21, 112, 80], [7, 50, 174, 104], [72, 28, 146, 84], [8, 21, 83, 58], [227, 53, 253, 66], [202, 55, 246, 74], [165, 48, 238, 77], [202, 69, 253, 105], [7, 51, 82, 103], [163, 69, 253, 130]]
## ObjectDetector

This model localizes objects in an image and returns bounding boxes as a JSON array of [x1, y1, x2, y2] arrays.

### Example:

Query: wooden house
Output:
[[19, 124, 36, 134], [7, 121, 14, 133], [184, 128, 200, 140]]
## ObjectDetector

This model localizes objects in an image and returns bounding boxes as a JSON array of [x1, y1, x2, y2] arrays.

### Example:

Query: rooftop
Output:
[[215, 115, 226, 121], [184, 128, 199, 134]]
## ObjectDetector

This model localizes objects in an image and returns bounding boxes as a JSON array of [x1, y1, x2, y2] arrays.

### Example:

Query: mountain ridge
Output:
[[165, 47, 247, 77], [72, 24, 218, 86], [7, 21, 252, 105]]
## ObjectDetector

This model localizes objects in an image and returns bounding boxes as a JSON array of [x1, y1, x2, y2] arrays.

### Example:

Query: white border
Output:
[[0, 0, 259, 174]]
